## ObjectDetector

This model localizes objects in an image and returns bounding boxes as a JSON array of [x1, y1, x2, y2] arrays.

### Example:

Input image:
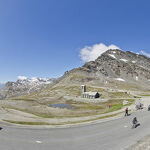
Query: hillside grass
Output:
[[15, 84, 134, 101], [14, 85, 107, 100], [140, 94, 150, 97], [3, 120, 51, 125], [11, 97, 35, 101], [3, 98, 134, 119]]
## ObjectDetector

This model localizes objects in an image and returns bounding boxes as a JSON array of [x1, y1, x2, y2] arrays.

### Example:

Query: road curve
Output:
[[0, 110, 150, 150]]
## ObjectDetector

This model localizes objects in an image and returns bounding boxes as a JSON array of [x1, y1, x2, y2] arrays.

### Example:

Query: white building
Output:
[[81, 85, 100, 99]]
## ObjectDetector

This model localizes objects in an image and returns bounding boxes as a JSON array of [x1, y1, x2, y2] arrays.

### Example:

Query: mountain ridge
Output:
[[0, 77, 56, 99], [1, 49, 150, 100], [22, 49, 150, 101]]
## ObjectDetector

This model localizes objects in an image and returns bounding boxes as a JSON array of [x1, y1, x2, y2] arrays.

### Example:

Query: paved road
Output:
[[0, 110, 150, 150]]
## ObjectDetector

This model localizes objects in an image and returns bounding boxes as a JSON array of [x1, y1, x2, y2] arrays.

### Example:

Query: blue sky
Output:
[[0, 0, 150, 82]]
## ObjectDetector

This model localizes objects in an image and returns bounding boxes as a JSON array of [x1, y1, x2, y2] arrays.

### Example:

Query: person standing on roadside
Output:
[[125, 107, 128, 116]]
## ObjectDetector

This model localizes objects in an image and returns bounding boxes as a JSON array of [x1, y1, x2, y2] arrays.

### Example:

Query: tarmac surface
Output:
[[0, 110, 150, 150]]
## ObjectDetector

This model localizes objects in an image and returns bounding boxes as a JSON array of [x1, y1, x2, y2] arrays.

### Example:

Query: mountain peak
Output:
[[80, 49, 150, 88]]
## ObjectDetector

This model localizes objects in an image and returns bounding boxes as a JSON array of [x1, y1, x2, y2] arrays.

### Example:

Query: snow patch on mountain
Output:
[[120, 59, 128, 62], [115, 78, 125, 82], [109, 54, 116, 59], [132, 61, 136, 63]]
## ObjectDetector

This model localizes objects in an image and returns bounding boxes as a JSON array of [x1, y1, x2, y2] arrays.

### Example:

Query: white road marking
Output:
[[124, 125, 128, 128], [36, 140, 42, 144], [147, 145, 150, 148]]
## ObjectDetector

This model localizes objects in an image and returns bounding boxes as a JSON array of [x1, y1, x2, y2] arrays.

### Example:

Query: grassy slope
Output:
[[6, 70, 137, 120]]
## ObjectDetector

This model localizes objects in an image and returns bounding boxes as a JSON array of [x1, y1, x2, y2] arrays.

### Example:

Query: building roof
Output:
[[83, 92, 99, 96]]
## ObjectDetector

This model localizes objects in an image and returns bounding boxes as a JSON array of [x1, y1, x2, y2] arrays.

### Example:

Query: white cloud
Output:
[[18, 76, 27, 80], [140, 51, 150, 58], [80, 43, 120, 62]]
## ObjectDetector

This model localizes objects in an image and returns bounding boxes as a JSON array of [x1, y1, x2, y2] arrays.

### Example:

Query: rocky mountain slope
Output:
[[56, 49, 150, 89], [82, 49, 150, 84], [0, 77, 56, 99], [1, 49, 150, 100], [19, 49, 150, 101]]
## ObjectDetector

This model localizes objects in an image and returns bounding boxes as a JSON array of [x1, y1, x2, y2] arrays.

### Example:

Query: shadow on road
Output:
[[0, 127, 3, 131], [135, 123, 140, 128], [124, 114, 131, 117]]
